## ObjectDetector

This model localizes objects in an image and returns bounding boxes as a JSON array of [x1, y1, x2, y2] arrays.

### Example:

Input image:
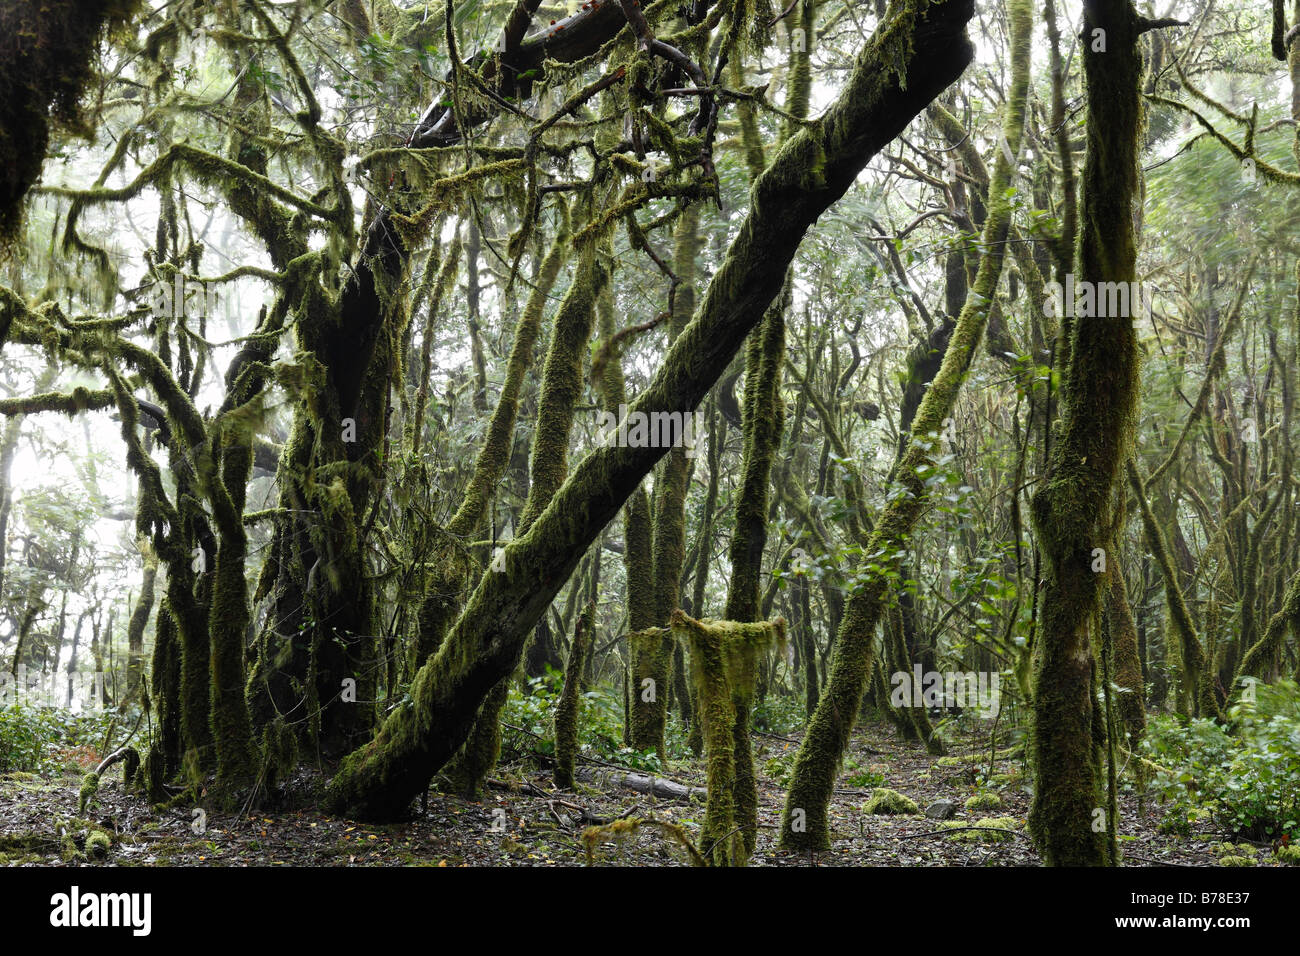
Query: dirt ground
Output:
[[0, 722, 1283, 867]]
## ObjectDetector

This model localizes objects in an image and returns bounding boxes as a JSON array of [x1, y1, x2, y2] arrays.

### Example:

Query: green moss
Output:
[[0, 0, 144, 242], [1273, 845, 1300, 864], [940, 816, 1021, 843], [627, 627, 673, 758], [964, 791, 1003, 812], [85, 830, 111, 860], [675, 609, 786, 865], [1218, 855, 1255, 867], [78, 772, 100, 815], [0, 833, 52, 852], [60, 833, 83, 863], [439, 680, 507, 801], [724, 283, 786, 625], [863, 788, 921, 815], [1214, 842, 1258, 857], [553, 602, 596, 789]]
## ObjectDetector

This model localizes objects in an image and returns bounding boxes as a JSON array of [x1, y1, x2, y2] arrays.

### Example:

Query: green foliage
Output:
[[501, 670, 688, 774], [751, 693, 804, 736], [1144, 682, 1300, 842], [763, 750, 796, 787], [0, 704, 117, 776], [842, 755, 885, 789]]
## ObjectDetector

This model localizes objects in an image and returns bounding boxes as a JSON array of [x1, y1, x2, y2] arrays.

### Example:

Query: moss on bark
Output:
[[553, 601, 596, 789], [627, 627, 674, 757], [674, 608, 785, 865], [1026, 0, 1148, 866], [326, 0, 976, 820], [780, 0, 1013, 852]]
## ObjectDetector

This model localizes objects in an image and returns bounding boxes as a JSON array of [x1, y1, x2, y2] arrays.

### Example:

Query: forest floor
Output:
[[0, 721, 1276, 867]]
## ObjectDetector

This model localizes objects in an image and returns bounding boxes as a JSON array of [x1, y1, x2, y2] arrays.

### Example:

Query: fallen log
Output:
[[575, 767, 705, 801]]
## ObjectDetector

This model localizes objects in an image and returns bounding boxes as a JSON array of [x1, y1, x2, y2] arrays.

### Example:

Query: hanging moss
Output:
[[553, 601, 597, 789], [674, 609, 785, 865], [0, 0, 143, 243]]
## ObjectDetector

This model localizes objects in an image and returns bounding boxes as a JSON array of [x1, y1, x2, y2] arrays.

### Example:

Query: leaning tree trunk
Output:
[[441, 241, 610, 797], [325, 0, 977, 820], [780, 0, 1024, 852]]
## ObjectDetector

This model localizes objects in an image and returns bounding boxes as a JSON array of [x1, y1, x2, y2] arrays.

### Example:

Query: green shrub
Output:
[[842, 755, 885, 789], [1144, 681, 1300, 843], [764, 751, 796, 787], [500, 671, 689, 775], [0, 704, 117, 775], [751, 693, 804, 736]]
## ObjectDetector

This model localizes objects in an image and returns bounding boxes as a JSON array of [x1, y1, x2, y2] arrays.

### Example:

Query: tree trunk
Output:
[[326, 0, 977, 820]]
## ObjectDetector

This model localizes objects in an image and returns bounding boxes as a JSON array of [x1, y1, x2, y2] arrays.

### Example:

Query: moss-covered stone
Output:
[[964, 791, 1003, 812], [864, 788, 921, 815], [85, 829, 111, 860], [940, 816, 1021, 843], [77, 772, 100, 815]]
